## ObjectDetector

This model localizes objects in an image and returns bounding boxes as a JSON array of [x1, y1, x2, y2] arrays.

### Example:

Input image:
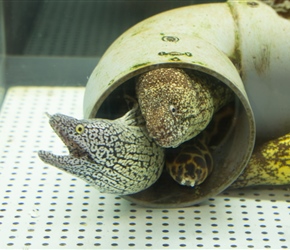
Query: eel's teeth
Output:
[[45, 112, 51, 118]]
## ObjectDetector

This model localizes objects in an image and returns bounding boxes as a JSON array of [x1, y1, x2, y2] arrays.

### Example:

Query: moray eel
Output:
[[136, 68, 233, 148], [38, 105, 164, 195]]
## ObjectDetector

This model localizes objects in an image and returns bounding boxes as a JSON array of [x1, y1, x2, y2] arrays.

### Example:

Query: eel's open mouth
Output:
[[38, 113, 90, 167]]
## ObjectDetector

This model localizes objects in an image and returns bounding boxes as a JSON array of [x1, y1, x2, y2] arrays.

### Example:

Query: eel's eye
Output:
[[76, 124, 85, 134], [169, 104, 177, 115]]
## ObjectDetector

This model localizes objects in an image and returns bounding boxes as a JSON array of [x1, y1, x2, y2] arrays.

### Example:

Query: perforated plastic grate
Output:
[[0, 86, 289, 249]]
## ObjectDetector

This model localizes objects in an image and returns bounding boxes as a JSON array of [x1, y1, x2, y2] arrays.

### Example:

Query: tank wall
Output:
[[2, 1, 226, 88], [0, 2, 5, 107]]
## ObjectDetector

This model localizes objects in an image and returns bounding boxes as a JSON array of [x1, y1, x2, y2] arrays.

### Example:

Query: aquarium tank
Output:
[[1, 1, 290, 249]]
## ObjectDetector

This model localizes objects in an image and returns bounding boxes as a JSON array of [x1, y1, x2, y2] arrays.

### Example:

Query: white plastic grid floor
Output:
[[0, 86, 289, 249]]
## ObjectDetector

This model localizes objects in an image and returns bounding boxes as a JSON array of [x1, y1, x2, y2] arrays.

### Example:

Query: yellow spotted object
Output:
[[137, 68, 290, 189], [166, 137, 213, 187], [232, 133, 290, 188], [166, 102, 290, 189]]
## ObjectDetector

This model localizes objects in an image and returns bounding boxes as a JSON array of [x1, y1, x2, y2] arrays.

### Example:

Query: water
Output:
[[1, 1, 289, 249]]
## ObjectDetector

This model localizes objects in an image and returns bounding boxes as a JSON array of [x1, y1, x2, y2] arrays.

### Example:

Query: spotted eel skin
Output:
[[38, 105, 164, 195], [136, 68, 234, 148]]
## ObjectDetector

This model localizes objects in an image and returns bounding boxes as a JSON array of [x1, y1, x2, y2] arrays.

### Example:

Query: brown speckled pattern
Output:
[[136, 68, 233, 148]]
